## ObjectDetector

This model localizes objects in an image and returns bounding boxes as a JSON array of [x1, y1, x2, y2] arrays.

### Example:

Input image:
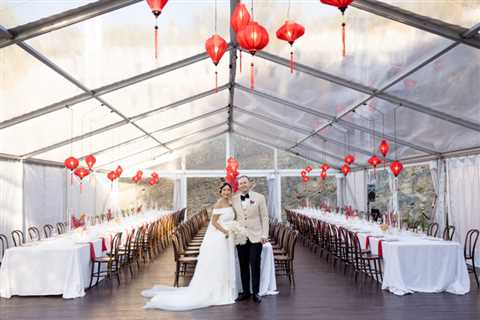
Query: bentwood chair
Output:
[[0, 234, 9, 266], [443, 225, 456, 241], [464, 229, 480, 288], [427, 222, 439, 237], [43, 224, 55, 238], [89, 232, 123, 288], [11, 230, 25, 247], [28, 226, 41, 241], [56, 222, 66, 235]]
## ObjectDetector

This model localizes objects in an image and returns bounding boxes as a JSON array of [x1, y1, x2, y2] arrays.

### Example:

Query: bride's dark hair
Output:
[[219, 182, 232, 194]]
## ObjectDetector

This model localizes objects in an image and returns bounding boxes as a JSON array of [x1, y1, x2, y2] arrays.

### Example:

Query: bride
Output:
[[142, 182, 238, 311]]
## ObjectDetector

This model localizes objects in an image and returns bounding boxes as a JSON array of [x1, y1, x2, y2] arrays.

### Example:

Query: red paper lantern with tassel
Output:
[[341, 164, 350, 176], [146, 0, 168, 59], [64, 156, 79, 185], [276, 20, 305, 73], [151, 172, 159, 179], [231, 2, 251, 73], [368, 155, 381, 168], [390, 160, 404, 177], [344, 154, 355, 165], [236, 21, 269, 91], [107, 171, 117, 182], [321, 163, 330, 171], [84, 154, 96, 171], [320, 0, 353, 57], [74, 167, 90, 192], [136, 170, 143, 179], [205, 34, 228, 91], [379, 139, 390, 157], [115, 165, 123, 178], [320, 170, 328, 180]]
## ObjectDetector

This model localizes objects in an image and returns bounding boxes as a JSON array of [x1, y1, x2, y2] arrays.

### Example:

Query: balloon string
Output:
[[342, 22, 346, 57], [250, 62, 254, 92], [154, 20, 159, 59]]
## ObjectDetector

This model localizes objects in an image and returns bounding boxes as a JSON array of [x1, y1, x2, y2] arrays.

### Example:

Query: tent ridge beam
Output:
[[0, 0, 143, 49]]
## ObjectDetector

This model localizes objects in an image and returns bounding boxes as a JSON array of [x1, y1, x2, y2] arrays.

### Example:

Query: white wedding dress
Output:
[[142, 207, 238, 311]]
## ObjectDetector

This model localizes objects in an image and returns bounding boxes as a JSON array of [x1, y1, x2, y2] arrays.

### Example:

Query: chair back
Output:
[[427, 222, 439, 237], [287, 230, 299, 260], [464, 229, 479, 260], [43, 224, 54, 238], [111, 232, 123, 259], [11, 230, 25, 247], [28, 226, 41, 241], [0, 234, 8, 262], [443, 225, 455, 241], [56, 222, 66, 235]]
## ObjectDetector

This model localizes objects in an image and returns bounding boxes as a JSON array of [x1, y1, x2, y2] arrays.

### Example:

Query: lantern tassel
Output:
[[154, 19, 159, 59], [70, 172, 73, 185], [250, 62, 254, 92], [342, 21, 346, 57], [239, 51, 242, 73], [290, 50, 294, 73], [80, 181, 83, 193], [215, 70, 218, 92]]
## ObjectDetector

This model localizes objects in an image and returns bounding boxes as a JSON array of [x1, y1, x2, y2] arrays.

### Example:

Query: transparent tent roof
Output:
[[1, 0, 480, 172]]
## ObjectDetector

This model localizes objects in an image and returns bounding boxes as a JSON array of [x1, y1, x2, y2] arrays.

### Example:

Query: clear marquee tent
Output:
[[0, 0, 480, 258]]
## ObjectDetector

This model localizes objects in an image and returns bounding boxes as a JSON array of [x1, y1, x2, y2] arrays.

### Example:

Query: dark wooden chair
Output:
[[274, 229, 299, 287], [172, 233, 197, 287], [464, 229, 479, 288], [56, 222, 66, 235], [0, 234, 9, 266], [89, 232, 122, 288], [443, 225, 455, 241], [427, 222, 439, 237], [28, 226, 41, 241], [11, 230, 25, 247], [43, 224, 54, 238], [347, 231, 383, 282]]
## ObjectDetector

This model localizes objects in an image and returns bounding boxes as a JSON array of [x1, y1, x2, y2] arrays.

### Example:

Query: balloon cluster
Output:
[[300, 165, 313, 183], [226, 157, 240, 192]]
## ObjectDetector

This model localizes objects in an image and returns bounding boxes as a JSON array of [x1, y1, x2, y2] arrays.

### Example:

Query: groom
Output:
[[232, 175, 269, 304]]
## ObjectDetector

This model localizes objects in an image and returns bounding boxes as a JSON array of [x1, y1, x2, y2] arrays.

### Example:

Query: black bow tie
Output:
[[240, 194, 250, 201]]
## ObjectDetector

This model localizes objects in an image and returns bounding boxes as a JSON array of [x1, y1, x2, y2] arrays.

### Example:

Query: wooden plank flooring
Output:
[[1, 244, 479, 320]]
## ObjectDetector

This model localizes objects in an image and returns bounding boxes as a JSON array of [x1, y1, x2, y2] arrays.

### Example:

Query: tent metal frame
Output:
[[1, 0, 480, 168]]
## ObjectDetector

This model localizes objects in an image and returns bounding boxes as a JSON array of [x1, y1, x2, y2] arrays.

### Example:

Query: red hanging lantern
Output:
[[368, 155, 381, 168], [74, 167, 90, 192], [149, 177, 159, 186], [132, 175, 140, 183], [84, 155, 96, 171], [305, 165, 313, 173], [236, 21, 269, 91], [64, 156, 79, 185], [300, 170, 307, 177], [151, 172, 159, 178], [146, 0, 168, 59], [302, 175, 310, 183], [341, 164, 350, 176], [276, 20, 305, 73], [136, 170, 143, 179], [379, 139, 390, 157], [205, 34, 228, 91], [231, 2, 251, 73], [321, 163, 330, 171], [320, 170, 328, 180], [107, 171, 117, 182], [115, 165, 123, 178], [344, 154, 355, 165], [227, 157, 239, 171], [320, 0, 353, 57], [390, 160, 404, 177]]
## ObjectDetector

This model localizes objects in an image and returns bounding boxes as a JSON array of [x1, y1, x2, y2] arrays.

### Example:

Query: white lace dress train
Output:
[[142, 207, 238, 311]]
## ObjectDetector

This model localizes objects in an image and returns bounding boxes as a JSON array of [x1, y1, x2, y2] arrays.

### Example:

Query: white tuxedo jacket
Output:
[[232, 191, 269, 245]]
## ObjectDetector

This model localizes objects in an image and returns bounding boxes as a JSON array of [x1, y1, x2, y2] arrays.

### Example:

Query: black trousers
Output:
[[236, 239, 262, 295]]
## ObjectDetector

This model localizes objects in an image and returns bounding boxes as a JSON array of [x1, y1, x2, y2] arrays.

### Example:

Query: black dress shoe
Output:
[[253, 294, 262, 304], [235, 292, 251, 302]]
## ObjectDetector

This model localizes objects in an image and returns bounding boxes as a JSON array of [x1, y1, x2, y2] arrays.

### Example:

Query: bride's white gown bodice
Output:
[[142, 207, 238, 311]]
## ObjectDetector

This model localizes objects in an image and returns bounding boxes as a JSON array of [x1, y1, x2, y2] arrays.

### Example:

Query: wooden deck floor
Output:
[[1, 244, 479, 320]]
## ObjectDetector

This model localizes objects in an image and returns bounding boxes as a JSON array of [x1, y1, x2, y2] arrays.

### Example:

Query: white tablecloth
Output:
[[296, 208, 470, 296], [0, 210, 171, 299], [235, 242, 278, 296]]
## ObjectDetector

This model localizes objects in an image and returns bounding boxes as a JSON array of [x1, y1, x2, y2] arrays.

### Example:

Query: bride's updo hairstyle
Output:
[[219, 182, 232, 194]]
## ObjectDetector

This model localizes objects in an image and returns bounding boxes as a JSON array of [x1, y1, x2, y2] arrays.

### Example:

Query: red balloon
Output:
[[320, 170, 328, 180], [115, 165, 123, 177], [390, 160, 404, 177], [276, 20, 305, 45], [74, 167, 90, 180], [368, 155, 382, 167], [320, 0, 353, 13], [379, 139, 390, 157], [341, 164, 350, 176], [146, 0, 168, 16], [321, 163, 330, 172], [64, 156, 79, 171], [84, 155, 96, 170], [107, 171, 117, 182], [236, 21, 269, 55], [231, 2, 251, 33], [205, 34, 228, 66], [344, 154, 355, 165]]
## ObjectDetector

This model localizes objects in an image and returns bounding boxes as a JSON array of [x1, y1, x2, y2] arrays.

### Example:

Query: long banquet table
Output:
[[295, 208, 470, 296], [0, 210, 171, 299]]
